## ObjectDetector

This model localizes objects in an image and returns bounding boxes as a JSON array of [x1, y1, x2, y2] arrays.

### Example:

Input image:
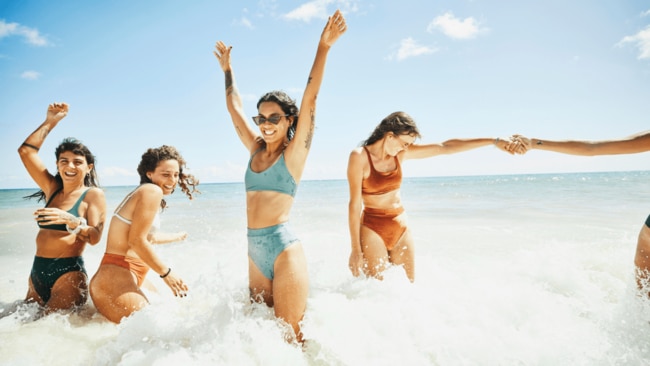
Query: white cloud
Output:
[[282, 0, 357, 22], [235, 16, 254, 29], [21, 71, 41, 80], [389, 37, 437, 61], [284, 0, 329, 22], [619, 25, 650, 60], [641, 10, 650, 17], [427, 12, 486, 40], [0, 20, 49, 46]]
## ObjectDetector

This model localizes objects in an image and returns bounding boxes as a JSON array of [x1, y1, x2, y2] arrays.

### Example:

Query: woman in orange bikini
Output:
[[18, 102, 106, 313], [89, 145, 198, 323], [347, 111, 518, 282]]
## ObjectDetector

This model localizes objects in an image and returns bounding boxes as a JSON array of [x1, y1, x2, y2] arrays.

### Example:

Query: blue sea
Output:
[[1, 171, 650, 365]]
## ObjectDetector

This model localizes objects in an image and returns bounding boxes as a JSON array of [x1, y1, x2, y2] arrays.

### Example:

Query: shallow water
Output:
[[1, 171, 650, 365]]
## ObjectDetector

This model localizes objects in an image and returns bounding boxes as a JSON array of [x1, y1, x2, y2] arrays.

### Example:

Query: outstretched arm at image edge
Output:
[[518, 131, 650, 156]]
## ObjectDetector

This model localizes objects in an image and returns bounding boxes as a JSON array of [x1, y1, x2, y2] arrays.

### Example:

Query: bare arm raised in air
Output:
[[284, 9, 347, 181]]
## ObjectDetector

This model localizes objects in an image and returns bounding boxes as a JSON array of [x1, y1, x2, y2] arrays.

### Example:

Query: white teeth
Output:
[[64, 172, 77, 177]]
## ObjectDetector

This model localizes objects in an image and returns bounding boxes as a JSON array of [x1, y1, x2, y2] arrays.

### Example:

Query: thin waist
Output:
[[247, 221, 291, 236], [363, 206, 405, 216], [33, 255, 84, 261]]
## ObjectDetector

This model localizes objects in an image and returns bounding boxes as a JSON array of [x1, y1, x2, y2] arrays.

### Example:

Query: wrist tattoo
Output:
[[225, 71, 233, 90], [536, 140, 543, 145]]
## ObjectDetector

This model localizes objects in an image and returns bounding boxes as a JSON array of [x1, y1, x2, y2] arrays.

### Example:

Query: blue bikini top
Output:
[[245, 149, 297, 197], [38, 188, 89, 231]]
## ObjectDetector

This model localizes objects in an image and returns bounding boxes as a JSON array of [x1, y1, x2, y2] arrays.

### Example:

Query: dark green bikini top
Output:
[[37, 189, 89, 231]]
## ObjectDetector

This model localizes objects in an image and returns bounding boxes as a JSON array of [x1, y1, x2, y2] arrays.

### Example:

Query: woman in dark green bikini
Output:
[[18, 102, 106, 313]]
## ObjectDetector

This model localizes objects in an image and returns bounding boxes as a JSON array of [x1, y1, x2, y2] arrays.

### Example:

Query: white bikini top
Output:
[[113, 187, 160, 232]]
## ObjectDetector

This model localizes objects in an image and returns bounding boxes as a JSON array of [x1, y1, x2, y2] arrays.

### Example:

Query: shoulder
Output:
[[347, 147, 368, 175], [137, 183, 163, 195], [349, 147, 366, 159], [83, 187, 106, 206], [348, 147, 366, 165], [133, 184, 164, 203], [84, 187, 105, 200]]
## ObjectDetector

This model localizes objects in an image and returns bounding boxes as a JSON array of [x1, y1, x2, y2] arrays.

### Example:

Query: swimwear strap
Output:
[[22, 142, 40, 151], [160, 267, 171, 278]]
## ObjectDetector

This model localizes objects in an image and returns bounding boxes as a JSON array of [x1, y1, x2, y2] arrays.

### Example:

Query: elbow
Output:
[[17, 145, 32, 159], [127, 237, 146, 251], [88, 235, 101, 245], [348, 201, 361, 214]]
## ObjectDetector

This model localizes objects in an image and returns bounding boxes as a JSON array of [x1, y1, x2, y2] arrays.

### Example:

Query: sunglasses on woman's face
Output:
[[252, 114, 289, 126]]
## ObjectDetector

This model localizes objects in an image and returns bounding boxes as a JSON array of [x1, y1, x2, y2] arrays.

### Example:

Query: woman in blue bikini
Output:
[[18, 102, 106, 313], [213, 10, 346, 343]]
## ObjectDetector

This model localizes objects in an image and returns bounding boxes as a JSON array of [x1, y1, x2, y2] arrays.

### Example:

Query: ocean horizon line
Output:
[[1, 169, 647, 191]]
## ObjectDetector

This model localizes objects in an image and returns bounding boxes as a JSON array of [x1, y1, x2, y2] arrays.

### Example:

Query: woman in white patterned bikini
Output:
[[89, 145, 198, 323]]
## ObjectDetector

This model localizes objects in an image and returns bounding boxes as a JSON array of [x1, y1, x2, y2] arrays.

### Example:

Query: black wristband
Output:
[[160, 267, 172, 278], [22, 142, 40, 151]]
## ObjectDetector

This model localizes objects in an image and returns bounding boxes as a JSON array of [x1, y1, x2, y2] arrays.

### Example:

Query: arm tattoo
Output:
[[225, 71, 236, 97], [307, 76, 312, 85], [304, 108, 315, 150], [38, 128, 50, 140], [225, 71, 233, 90]]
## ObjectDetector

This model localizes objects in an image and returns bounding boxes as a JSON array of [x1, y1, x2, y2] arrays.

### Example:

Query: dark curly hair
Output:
[[256, 90, 299, 143], [24, 137, 100, 202], [362, 111, 422, 146], [137, 145, 199, 209]]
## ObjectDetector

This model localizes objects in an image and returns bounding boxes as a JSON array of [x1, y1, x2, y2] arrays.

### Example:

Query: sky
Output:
[[1, 0, 649, 189]]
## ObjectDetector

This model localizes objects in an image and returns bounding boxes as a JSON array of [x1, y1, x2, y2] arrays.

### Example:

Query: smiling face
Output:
[[386, 132, 416, 156], [56, 151, 93, 184], [257, 101, 292, 144], [147, 159, 180, 195]]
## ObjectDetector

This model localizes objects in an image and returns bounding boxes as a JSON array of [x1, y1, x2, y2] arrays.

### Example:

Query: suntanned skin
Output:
[[348, 131, 517, 283], [214, 10, 347, 343], [17, 102, 106, 313]]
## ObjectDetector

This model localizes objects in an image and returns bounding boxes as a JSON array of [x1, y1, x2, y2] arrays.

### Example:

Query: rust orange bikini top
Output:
[[361, 147, 402, 195]]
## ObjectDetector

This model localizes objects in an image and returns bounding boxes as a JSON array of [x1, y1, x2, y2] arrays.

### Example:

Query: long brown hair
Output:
[[362, 111, 422, 146], [137, 145, 199, 209]]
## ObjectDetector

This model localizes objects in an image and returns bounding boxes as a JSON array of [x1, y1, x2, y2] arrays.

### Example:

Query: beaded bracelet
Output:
[[66, 217, 87, 235]]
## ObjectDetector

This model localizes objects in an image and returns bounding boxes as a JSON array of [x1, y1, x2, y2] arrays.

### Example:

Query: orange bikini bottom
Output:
[[100, 253, 150, 287], [362, 206, 407, 251]]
